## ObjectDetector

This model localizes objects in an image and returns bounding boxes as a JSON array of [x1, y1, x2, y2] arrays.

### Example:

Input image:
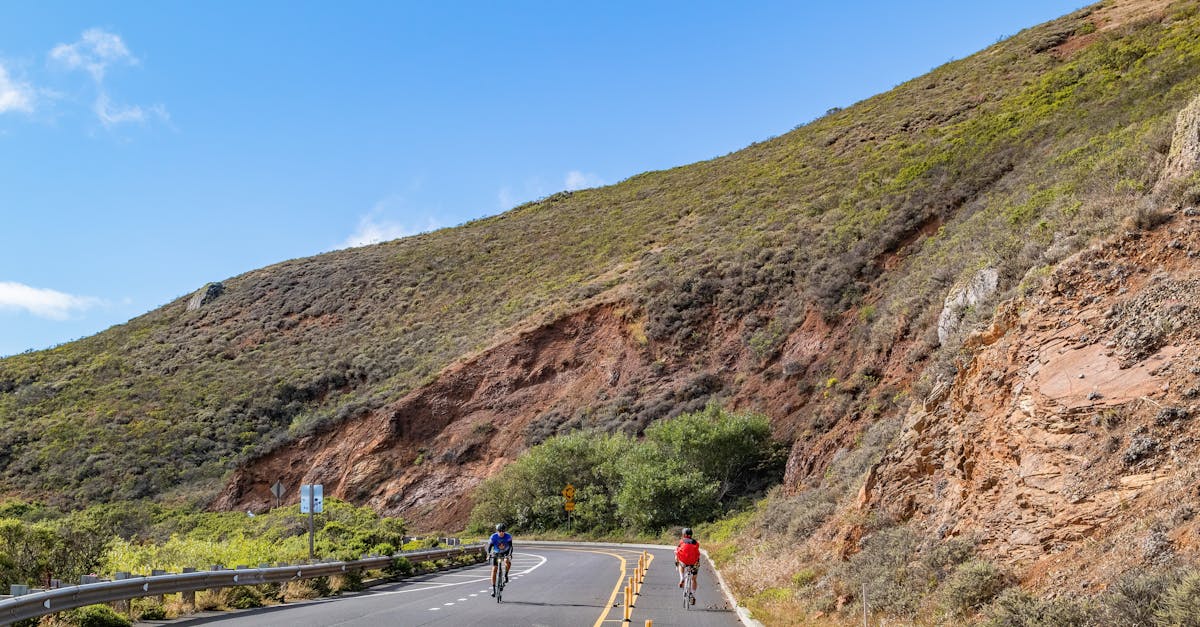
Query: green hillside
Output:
[[4, 0, 1200, 507]]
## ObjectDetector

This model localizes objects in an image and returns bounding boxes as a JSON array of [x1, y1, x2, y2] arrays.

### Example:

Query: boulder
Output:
[[186, 282, 225, 311], [1154, 93, 1200, 194], [936, 267, 999, 345]]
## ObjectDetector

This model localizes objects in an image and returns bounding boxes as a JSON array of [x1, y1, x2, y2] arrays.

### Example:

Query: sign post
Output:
[[300, 484, 324, 560], [270, 481, 285, 510], [562, 483, 576, 529]]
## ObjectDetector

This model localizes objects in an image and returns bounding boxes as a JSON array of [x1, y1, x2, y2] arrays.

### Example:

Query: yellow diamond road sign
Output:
[[562, 484, 576, 499]]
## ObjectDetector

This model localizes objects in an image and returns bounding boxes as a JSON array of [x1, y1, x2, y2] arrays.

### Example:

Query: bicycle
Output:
[[491, 551, 510, 603], [682, 563, 698, 609]]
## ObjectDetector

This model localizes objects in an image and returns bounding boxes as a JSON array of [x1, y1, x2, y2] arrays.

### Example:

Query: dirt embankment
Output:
[[862, 207, 1200, 588], [214, 279, 922, 531], [215, 303, 653, 529]]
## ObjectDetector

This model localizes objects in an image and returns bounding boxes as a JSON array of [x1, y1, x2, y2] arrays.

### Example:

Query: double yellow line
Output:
[[536, 546, 654, 627]]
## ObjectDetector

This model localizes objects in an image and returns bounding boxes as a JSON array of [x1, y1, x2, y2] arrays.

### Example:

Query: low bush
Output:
[[940, 560, 1011, 616], [332, 571, 364, 592], [1158, 572, 1200, 626], [983, 588, 1094, 626], [133, 599, 168, 620], [63, 604, 132, 627], [1097, 568, 1180, 625], [283, 578, 326, 601], [222, 585, 265, 610]]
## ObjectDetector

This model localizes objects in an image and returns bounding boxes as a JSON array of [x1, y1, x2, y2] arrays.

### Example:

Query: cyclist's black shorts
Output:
[[491, 549, 512, 565]]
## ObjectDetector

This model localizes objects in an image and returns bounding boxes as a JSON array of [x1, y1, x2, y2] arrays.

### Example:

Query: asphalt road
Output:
[[156, 543, 741, 627]]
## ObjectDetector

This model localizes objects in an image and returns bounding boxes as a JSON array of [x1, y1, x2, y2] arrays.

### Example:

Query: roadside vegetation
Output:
[[0, 498, 408, 591], [0, 498, 479, 624], [467, 405, 786, 535]]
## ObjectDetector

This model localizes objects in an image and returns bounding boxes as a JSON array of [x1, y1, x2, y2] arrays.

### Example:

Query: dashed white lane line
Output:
[[410, 552, 548, 611]]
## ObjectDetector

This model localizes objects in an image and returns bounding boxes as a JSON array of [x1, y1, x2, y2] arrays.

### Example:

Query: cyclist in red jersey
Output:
[[675, 527, 701, 591]]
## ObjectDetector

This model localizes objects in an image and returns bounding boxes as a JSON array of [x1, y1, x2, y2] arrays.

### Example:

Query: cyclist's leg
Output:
[[691, 565, 699, 591], [677, 561, 684, 587], [504, 553, 511, 582], [490, 555, 498, 592]]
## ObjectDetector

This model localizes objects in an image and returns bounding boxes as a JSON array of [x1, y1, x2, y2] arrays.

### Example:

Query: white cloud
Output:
[[0, 64, 35, 114], [50, 28, 136, 83], [338, 206, 442, 249], [50, 28, 166, 128], [0, 282, 100, 320], [94, 93, 168, 128], [564, 170, 604, 191]]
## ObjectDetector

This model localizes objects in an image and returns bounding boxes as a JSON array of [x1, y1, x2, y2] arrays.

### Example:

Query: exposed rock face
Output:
[[216, 303, 660, 528], [186, 282, 224, 311], [936, 267, 999, 345], [1155, 93, 1200, 194], [863, 207, 1200, 588]]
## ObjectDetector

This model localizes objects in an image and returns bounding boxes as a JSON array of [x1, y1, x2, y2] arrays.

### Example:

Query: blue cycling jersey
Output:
[[489, 532, 513, 553]]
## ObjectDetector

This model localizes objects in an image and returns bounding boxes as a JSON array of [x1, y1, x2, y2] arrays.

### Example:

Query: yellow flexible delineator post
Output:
[[624, 583, 632, 621]]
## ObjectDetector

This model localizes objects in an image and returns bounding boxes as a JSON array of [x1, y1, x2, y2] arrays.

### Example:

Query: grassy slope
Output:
[[3, 0, 1200, 508]]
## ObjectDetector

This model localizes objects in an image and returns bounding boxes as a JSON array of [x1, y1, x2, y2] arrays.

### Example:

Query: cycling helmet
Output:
[[496, 523, 506, 532], [682, 527, 693, 537]]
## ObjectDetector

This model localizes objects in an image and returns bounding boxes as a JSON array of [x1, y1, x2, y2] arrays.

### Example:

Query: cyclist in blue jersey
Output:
[[489, 523, 514, 595]]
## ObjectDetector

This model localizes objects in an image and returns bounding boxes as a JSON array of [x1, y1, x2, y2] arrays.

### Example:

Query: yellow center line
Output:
[[530, 546, 655, 627], [530, 547, 633, 624]]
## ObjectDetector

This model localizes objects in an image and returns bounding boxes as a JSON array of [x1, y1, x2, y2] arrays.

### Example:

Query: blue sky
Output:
[[0, 1, 1087, 357]]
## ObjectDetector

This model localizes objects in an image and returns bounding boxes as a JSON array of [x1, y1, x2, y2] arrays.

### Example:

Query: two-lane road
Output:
[[160, 543, 741, 626]]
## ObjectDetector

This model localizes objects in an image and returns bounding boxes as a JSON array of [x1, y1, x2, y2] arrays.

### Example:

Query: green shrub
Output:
[[64, 604, 132, 627], [833, 526, 927, 617], [222, 585, 265, 609], [1158, 572, 1200, 626], [940, 560, 1011, 616], [135, 603, 168, 620], [983, 588, 1094, 626], [1097, 568, 1180, 625], [388, 556, 414, 576]]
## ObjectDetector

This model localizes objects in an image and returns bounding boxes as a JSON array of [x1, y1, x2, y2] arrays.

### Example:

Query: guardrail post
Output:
[[181, 568, 196, 606], [113, 573, 130, 615], [209, 565, 224, 599], [151, 569, 167, 604]]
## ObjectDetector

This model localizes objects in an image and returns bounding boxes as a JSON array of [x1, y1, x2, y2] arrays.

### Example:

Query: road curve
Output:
[[154, 543, 741, 626]]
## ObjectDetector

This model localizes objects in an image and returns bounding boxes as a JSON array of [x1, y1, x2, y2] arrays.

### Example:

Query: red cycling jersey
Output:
[[675, 537, 700, 566]]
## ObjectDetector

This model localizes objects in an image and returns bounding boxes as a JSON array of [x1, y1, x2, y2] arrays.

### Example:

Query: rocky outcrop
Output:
[[1154, 93, 1200, 194], [186, 282, 224, 311], [936, 267, 999, 345], [862, 206, 1200, 588]]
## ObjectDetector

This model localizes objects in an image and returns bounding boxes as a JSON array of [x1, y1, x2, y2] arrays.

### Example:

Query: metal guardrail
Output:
[[0, 544, 485, 625]]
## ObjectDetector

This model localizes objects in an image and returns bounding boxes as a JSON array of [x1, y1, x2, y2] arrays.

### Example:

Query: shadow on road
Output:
[[162, 600, 338, 625]]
